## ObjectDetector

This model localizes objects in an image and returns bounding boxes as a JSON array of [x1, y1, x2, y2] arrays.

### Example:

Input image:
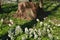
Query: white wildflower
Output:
[[48, 33, 53, 40], [37, 29, 41, 36], [36, 19, 40, 22], [44, 23, 48, 26], [34, 32, 38, 39], [6, 39, 8, 40], [25, 27, 29, 34], [10, 19, 13, 24], [8, 24, 12, 27], [38, 37, 41, 40], [48, 20, 52, 22], [29, 34, 33, 38], [57, 36, 59, 39], [43, 18, 46, 20], [57, 24, 60, 26], [29, 28, 34, 38], [40, 22, 43, 26], [8, 32, 14, 40], [48, 20, 51, 22], [42, 27, 46, 36], [51, 22, 54, 24], [34, 28, 37, 32], [10, 33, 14, 40], [48, 20, 54, 24], [15, 25, 23, 35], [48, 25, 50, 28], [47, 29, 50, 33], [43, 27, 46, 31], [55, 24, 58, 26], [8, 29, 12, 37], [29, 28, 33, 31], [8, 29, 14, 40], [29, 28, 33, 34], [50, 28, 53, 31], [26, 35, 28, 39], [55, 24, 60, 26], [50, 28, 53, 33], [1, 18, 3, 22], [53, 27, 55, 28], [16, 25, 20, 29], [8, 33, 11, 37], [22, 36, 26, 40], [24, 34, 28, 38]]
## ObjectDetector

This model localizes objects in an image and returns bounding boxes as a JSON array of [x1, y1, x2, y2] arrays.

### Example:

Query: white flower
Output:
[[55, 24, 60, 26], [8, 24, 12, 27], [50, 28, 53, 31], [6, 39, 8, 40], [15, 25, 23, 35], [50, 28, 53, 33], [29, 34, 33, 38], [43, 27, 46, 31], [8, 29, 14, 40], [10, 33, 14, 40], [48, 33, 53, 40], [1, 18, 3, 22], [25, 35, 28, 38], [8, 31, 12, 37], [8, 34, 11, 37], [48, 20, 51, 22], [8, 32, 14, 40], [10, 19, 13, 24], [29, 28, 33, 34], [51, 21, 54, 24], [53, 27, 56, 29], [36, 19, 40, 22], [48, 20, 54, 24], [29, 28, 33, 38], [34, 28, 37, 32], [38, 37, 41, 40], [47, 29, 50, 33], [34, 32, 38, 39], [16, 25, 20, 29], [44, 23, 48, 26], [47, 25, 50, 28], [57, 24, 60, 26], [57, 36, 59, 39], [40, 22, 43, 26], [42, 27, 46, 36], [22, 36, 26, 40], [25, 27, 29, 34], [37, 29, 41, 36], [29, 28, 33, 31], [43, 18, 46, 20]]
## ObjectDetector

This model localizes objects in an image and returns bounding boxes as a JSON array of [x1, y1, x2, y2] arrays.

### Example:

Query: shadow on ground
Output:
[[21, 19, 37, 31], [21, 3, 60, 30]]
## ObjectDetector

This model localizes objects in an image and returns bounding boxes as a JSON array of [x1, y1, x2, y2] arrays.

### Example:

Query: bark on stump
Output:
[[14, 2, 39, 20]]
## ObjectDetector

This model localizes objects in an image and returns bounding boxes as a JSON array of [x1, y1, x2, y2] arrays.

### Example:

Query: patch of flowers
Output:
[[0, 18, 60, 40]]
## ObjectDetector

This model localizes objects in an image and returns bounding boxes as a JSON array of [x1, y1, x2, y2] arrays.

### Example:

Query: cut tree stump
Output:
[[14, 2, 40, 20]]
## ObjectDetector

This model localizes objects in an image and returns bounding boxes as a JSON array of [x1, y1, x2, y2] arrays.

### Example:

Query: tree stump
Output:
[[14, 2, 40, 20]]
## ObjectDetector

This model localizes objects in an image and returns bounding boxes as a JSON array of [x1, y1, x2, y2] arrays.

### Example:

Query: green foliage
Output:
[[0, 1, 60, 40]]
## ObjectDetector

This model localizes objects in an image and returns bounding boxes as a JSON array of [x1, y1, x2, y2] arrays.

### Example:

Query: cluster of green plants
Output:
[[0, 1, 60, 40], [0, 18, 60, 40]]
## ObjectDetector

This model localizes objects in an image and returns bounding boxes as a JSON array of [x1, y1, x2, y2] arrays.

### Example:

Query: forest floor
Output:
[[0, 1, 60, 40]]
